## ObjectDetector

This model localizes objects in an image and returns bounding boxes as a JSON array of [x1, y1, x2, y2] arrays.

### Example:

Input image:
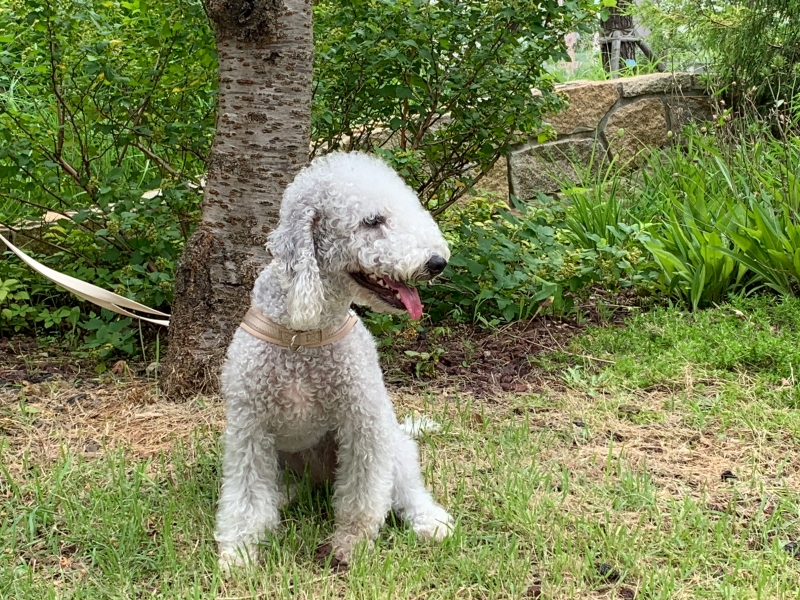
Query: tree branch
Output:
[[130, 141, 181, 179]]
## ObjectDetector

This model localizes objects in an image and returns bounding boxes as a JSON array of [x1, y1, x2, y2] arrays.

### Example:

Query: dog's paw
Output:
[[411, 506, 454, 542], [320, 528, 377, 569], [218, 543, 258, 573]]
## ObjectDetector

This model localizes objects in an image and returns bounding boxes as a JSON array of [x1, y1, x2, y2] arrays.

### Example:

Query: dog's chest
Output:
[[236, 326, 378, 447], [262, 374, 335, 420], [262, 379, 339, 450], [275, 381, 316, 414]]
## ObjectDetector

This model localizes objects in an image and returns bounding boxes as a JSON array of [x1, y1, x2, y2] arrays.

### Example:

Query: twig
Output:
[[130, 141, 181, 178], [503, 332, 616, 364]]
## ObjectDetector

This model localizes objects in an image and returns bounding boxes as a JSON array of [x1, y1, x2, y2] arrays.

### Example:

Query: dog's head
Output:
[[268, 152, 450, 330]]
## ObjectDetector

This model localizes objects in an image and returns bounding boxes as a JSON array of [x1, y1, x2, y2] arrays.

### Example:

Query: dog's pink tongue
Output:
[[383, 277, 423, 319]]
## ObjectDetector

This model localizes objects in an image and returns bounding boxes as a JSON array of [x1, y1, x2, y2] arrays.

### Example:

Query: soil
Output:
[[1, 293, 638, 399], [383, 315, 581, 396], [0, 336, 93, 384], [382, 294, 638, 397]]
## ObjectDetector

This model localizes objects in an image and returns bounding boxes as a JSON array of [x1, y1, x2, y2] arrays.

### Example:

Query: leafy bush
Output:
[[433, 123, 800, 318], [645, 204, 746, 311], [312, 0, 606, 215], [718, 136, 800, 295], [640, 0, 800, 106], [0, 0, 215, 353], [628, 125, 800, 308], [0, 0, 215, 222], [421, 194, 653, 325], [632, 134, 749, 309], [562, 168, 628, 250]]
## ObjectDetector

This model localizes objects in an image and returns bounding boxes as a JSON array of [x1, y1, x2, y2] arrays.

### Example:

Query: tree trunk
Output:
[[601, 0, 636, 73], [162, 0, 313, 398]]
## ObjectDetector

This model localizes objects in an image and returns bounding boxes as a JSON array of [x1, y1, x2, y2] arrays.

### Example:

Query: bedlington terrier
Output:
[[215, 151, 454, 569]]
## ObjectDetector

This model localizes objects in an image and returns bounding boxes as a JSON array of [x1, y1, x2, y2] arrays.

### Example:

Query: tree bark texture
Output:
[[162, 0, 312, 398], [601, 0, 637, 72]]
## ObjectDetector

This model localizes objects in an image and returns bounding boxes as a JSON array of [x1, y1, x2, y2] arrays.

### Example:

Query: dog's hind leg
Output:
[[215, 423, 282, 571], [391, 428, 454, 542]]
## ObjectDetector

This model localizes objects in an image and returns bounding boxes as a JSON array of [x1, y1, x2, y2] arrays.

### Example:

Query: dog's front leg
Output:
[[215, 424, 282, 570], [328, 407, 394, 565]]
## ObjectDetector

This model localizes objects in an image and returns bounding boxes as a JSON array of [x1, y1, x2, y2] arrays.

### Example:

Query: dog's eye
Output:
[[361, 215, 386, 228]]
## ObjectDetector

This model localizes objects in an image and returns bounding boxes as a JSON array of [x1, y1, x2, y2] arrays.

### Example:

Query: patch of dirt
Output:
[[382, 297, 637, 397], [0, 336, 94, 383], [2, 290, 642, 400], [381, 317, 572, 396]]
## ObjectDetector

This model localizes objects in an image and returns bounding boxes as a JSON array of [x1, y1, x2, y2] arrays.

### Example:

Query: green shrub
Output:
[[0, 0, 215, 354], [645, 205, 746, 311], [718, 135, 800, 295], [628, 135, 745, 308], [564, 187, 625, 251], [312, 0, 606, 215], [628, 125, 800, 308], [421, 194, 654, 325], [559, 160, 650, 250]]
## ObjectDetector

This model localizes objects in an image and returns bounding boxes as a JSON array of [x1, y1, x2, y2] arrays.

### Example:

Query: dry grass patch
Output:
[[0, 378, 225, 471]]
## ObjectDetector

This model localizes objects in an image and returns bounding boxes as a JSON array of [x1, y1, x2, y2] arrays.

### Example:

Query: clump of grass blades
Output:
[[562, 172, 626, 250], [637, 123, 800, 307]]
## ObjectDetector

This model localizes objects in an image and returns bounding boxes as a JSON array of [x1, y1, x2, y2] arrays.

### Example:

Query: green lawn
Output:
[[2, 299, 800, 599]]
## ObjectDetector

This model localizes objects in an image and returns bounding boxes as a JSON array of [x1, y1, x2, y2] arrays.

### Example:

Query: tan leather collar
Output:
[[240, 306, 359, 350]]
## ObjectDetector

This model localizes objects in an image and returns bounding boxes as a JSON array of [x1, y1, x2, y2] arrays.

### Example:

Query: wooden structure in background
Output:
[[600, 0, 665, 77]]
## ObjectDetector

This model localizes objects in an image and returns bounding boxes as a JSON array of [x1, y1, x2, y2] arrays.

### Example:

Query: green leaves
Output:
[[632, 127, 800, 309], [421, 192, 651, 325], [717, 199, 800, 297], [312, 0, 602, 213], [0, 278, 28, 304], [645, 212, 744, 312], [0, 0, 212, 353]]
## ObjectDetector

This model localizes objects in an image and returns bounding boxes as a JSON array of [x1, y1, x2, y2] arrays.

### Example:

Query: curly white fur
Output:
[[215, 152, 453, 570]]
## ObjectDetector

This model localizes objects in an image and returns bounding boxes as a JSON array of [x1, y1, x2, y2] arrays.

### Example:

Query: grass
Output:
[[2, 297, 800, 598]]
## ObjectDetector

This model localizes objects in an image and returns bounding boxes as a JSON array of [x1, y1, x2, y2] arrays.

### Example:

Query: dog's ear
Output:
[[268, 206, 325, 330]]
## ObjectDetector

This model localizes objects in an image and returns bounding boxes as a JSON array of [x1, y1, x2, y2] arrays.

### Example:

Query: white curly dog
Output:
[[215, 151, 454, 569]]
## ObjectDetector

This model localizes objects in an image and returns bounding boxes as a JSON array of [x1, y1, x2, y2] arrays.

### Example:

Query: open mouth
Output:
[[349, 272, 423, 319]]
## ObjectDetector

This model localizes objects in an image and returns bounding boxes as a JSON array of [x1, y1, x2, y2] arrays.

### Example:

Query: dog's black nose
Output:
[[426, 254, 448, 276]]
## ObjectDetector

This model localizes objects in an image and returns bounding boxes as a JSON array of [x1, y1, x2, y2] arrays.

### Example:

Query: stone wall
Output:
[[479, 72, 714, 201]]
